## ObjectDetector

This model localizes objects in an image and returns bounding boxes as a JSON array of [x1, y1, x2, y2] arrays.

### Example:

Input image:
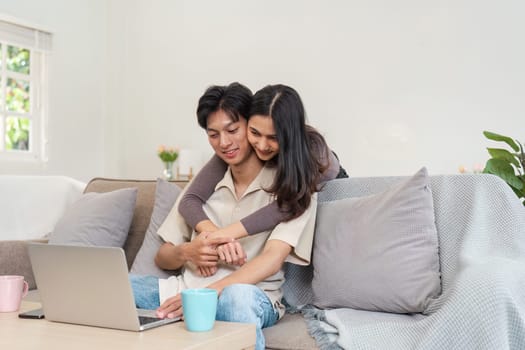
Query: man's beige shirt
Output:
[[157, 165, 317, 317]]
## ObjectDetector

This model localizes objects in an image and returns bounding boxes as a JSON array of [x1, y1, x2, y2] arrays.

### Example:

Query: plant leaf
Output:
[[486, 148, 520, 167], [511, 186, 525, 200], [483, 158, 524, 190], [483, 131, 519, 152], [518, 143, 525, 171]]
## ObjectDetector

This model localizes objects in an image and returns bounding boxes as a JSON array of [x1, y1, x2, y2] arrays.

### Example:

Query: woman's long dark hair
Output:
[[250, 84, 329, 220]]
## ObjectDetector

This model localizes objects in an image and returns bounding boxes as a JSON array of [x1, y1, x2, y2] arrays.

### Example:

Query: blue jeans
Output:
[[216, 284, 279, 350], [129, 274, 279, 350], [129, 274, 160, 310]]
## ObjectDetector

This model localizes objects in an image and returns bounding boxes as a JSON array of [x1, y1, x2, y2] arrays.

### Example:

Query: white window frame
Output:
[[0, 15, 51, 162]]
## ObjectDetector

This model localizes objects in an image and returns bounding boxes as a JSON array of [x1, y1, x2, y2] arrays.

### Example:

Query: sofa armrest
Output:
[[0, 175, 85, 240], [0, 239, 48, 290]]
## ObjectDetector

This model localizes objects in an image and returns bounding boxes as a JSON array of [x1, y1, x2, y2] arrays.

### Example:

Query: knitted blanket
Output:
[[295, 174, 525, 349]]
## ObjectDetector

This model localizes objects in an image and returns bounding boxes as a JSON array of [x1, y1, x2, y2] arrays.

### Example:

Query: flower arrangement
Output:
[[157, 145, 179, 163], [458, 164, 483, 174]]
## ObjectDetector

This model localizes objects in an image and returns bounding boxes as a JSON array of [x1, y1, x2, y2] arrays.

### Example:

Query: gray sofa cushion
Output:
[[131, 178, 181, 278], [49, 188, 137, 249], [82, 178, 158, 269], [311, 167, 441, 313]]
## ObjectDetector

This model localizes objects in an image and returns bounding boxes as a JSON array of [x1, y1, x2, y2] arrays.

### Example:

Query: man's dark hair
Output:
[[196, 82, 253, 129]]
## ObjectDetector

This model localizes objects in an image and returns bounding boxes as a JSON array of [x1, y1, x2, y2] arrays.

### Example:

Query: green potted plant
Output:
[[482, 131, 525, 206]]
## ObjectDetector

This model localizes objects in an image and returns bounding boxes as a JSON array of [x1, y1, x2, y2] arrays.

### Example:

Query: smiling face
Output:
[[206, 110, 252, 167], [247, 115, 280, 161]]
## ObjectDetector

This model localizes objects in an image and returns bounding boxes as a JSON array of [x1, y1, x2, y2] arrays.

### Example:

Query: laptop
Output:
[[27, 243, 180, 331]]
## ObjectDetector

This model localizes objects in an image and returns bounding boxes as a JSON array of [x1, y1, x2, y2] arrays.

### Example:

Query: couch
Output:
[[2, 172, 524, 350]]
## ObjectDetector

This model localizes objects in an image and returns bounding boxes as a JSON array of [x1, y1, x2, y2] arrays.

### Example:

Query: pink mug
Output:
[[0, 275, 29, 312]]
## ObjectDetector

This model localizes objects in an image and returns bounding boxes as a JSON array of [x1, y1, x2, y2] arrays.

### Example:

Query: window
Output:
[[0, 16, 51, 161]]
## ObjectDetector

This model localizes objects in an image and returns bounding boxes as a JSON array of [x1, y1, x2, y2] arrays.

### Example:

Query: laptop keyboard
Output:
[[139, 316, 162, 326]]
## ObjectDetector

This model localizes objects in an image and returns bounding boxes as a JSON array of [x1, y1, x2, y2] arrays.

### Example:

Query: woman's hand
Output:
[[217, 240, 247, 266]]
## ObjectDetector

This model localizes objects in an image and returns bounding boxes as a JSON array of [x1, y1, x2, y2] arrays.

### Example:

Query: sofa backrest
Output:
[[83, 174, 524, 307], [282, 173, 525, 307]]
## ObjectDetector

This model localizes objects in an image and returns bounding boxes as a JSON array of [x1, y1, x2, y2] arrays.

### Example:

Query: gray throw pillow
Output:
[[49, 188, 137, 248], [130, 178, 181, 278], [312, 167, 441, 313]]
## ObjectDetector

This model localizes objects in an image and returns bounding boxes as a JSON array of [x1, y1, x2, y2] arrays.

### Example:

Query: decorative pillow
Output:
[[49, 188, 138, 248], [130, 178, 182, 278], [312, 167, 441, 313]]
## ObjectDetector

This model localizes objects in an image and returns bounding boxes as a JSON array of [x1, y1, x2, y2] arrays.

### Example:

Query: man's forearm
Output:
[[155, 235, 234, 271], [155, 242, 187, 270], [207, 240, 291, 293]]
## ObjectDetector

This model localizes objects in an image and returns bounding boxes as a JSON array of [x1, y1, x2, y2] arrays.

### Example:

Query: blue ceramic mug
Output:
[[181, 288, 218, 332]]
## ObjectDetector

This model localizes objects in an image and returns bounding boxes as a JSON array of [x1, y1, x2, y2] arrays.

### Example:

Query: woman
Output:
[[179, 84, 348, 243]]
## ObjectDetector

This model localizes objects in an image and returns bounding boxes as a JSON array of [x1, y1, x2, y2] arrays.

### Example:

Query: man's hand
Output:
[[156, 294, 182, 319], [194, 232, 247, 271], [194, 229, 220, 276], [196, 239, 246, 275], [185, 234, 234, 267]]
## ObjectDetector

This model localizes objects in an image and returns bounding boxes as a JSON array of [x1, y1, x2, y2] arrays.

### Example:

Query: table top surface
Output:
[[0, 301, 255, 350]]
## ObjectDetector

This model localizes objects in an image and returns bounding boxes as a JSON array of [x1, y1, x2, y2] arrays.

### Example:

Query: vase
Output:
[[163, 161, 174, 181]]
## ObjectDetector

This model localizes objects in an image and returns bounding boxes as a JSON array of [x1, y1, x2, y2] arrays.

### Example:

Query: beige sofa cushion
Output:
[[264, 313, 318, 349], [0, 239, 47, 290]]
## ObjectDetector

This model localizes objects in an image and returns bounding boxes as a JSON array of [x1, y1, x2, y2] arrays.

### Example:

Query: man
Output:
[[132, 82, 316, 350]]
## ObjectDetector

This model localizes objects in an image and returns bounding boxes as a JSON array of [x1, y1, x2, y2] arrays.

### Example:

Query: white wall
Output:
[[0, 0, 107, 182], [107, 0, 525, 178], [1, 0, 524, 180]]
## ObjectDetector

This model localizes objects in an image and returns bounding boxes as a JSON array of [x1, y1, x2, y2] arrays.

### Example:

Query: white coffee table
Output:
[[0, 301, 255, 349]]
